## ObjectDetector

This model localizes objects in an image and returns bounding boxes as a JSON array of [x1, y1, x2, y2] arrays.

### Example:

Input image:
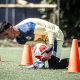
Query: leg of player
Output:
[[48, 39, 60, 69]]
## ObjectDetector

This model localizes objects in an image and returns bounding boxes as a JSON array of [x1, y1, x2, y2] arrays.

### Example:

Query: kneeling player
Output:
[[32, 43, 69, 69]]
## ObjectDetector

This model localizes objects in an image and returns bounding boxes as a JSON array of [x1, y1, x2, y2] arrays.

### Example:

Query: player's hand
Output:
[[40, 53, 51, 62]]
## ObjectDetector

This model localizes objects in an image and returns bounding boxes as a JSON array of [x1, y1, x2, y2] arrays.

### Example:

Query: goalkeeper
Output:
[[0, 18, 65, 69]]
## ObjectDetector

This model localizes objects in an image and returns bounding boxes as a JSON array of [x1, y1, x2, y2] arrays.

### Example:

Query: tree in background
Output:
[[39, 0, 57, 22], [60, 0, 80, 40], [39, 0, 80, 40]]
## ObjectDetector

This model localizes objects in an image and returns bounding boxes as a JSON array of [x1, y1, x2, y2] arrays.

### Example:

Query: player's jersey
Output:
[[15, 18, 64, 44], [16, 22, 35, 44]]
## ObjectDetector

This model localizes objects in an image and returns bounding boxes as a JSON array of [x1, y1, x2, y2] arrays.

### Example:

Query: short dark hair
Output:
[[0, 21, 12, 33]]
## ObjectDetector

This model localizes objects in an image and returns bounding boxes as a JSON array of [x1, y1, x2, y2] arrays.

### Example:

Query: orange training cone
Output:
[[21, 44, 33, 66], [79, 54, 80, 66], [67, 39, 80, 73]]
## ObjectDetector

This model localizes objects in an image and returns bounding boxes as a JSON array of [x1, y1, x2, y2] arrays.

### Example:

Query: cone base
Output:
[[67, 68, 80, 73], [67, 71, 80, 73], [19, 64, 33, 66]]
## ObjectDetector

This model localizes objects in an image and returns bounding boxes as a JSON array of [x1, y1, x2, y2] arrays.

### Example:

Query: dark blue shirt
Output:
[[16, 22, 35, 44]]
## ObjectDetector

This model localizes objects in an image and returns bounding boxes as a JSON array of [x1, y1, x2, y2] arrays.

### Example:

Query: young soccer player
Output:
[[0, 18, 66, 69]]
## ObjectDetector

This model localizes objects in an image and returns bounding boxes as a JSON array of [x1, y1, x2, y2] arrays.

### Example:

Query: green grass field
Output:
[[0, 47, 80, 80]]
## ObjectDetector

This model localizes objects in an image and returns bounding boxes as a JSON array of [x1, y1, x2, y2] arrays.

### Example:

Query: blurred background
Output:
[[0, 0, 80, 47]]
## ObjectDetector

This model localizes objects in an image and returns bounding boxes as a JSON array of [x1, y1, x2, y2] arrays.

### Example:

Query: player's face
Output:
[[1, 27, 16, 39]]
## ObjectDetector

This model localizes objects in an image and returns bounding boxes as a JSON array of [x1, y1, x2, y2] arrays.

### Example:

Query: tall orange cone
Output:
[[67, 39, 80, 73], [21, 44, 33, 66]]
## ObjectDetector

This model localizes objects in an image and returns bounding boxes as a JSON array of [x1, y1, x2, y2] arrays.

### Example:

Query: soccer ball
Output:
[[32, 43, 48, 59]]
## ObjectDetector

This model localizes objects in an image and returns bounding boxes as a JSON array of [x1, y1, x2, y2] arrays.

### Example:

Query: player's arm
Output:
[[41, 30, 54, 54], [40, 44, 53, 62], [41, 44, 53, 55]]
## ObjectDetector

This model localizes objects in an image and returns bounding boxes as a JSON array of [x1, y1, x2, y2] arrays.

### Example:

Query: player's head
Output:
[[0, 21, 12, 33], [0, 21, 17, 39]]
